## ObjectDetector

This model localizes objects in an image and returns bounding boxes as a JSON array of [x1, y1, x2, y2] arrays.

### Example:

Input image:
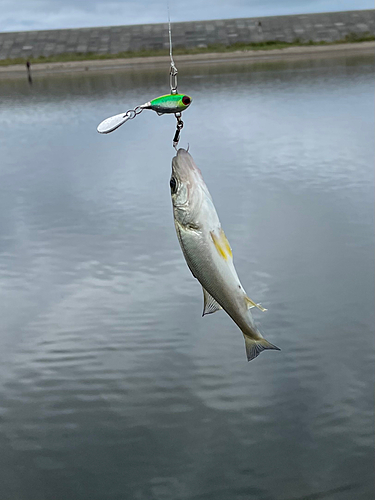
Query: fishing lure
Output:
[[97, 94, 192, 134], [97, 13, 191, 147]]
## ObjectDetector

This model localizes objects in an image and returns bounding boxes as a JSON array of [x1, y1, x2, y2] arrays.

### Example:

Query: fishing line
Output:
[[168, 3, 178, 92], [167, 4, 185, 148]]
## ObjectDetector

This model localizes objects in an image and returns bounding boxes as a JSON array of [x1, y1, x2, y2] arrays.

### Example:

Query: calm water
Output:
[[0, 55, 374, 500]]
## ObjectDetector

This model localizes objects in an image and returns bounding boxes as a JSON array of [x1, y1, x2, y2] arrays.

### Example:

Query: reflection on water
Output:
[[0, 54, 374, 500]]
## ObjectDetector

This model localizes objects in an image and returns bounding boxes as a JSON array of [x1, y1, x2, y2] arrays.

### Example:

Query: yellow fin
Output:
[[210, 230, 228, 260], [220, 228, 233, 259], [245, 296, 267, 312]]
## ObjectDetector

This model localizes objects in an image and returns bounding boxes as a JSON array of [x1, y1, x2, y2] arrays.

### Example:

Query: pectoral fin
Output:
[[202, 287, 222, 316], [210, 229, 233, 261], [245, 296, 267, 312]]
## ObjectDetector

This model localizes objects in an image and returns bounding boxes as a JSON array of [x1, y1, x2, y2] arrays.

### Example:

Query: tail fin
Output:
[[244, 335, 280, 362]]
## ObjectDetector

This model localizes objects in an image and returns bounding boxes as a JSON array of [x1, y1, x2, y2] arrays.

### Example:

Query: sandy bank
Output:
[[0, 41, 374, 79]]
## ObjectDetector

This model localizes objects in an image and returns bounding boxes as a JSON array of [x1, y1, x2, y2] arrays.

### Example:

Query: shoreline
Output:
[[0, 41, 374, 78]]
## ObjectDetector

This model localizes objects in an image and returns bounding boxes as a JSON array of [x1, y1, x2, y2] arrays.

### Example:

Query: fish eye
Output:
[[182, 95, 191, 106], [170, 176, 177, 194]]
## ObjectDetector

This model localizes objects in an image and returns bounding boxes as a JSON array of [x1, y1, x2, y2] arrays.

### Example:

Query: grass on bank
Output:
[[0, 32, 374, 67]]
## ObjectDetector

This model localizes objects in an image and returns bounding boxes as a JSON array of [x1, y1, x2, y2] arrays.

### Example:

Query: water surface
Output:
[[0, 54, 374, 500]]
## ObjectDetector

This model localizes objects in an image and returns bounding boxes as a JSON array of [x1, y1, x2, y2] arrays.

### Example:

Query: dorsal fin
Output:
[[202, 287, 222, 316]]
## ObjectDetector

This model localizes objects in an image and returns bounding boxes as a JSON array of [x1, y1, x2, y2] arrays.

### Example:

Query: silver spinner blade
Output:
[[97, 112, 132, 134]]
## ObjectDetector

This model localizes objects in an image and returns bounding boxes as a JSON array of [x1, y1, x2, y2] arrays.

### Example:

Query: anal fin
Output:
[[202, 287, 222, 316], [245, 296, 267, 312]]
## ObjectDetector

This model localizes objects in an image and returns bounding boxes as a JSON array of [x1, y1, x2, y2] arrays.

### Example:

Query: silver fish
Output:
[[170, 148, 280, 361]]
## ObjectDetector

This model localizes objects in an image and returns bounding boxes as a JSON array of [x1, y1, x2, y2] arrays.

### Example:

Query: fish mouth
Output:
[[172, 148, 189, 170], [176, 148, 189, 157], [173, 149, 194, 179], [173, 148, 204, 186]]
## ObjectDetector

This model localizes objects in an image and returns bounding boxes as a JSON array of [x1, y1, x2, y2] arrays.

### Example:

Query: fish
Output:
[[170, 148, 280, 361]]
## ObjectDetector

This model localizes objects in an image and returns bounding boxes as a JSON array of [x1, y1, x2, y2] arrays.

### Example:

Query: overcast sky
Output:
[[0, 0, 372, 32]]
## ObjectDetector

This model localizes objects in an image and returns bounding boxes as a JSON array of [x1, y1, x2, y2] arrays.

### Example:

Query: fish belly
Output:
[[177, 225, 255, 335]]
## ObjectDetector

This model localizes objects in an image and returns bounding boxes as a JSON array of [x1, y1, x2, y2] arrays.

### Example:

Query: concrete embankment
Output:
[[0, 10, 374, 78], [0, 10, 374, 60]]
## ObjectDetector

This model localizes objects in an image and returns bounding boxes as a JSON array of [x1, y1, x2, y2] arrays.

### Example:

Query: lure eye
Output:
[[170, 176, 177, 194], [182, 95, 191, 106]]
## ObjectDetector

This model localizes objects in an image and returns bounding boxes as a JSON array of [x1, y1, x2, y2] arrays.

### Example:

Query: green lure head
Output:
[[148, 94, 192, 114]]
